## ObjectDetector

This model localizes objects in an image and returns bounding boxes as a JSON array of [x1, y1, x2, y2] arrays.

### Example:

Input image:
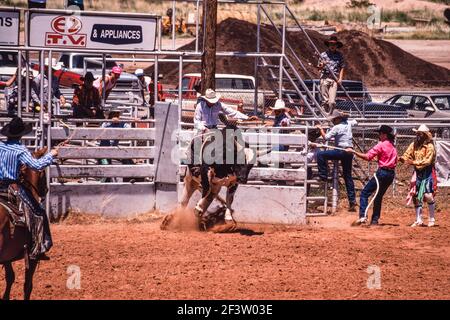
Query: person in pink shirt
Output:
[[346, 125, 398, 226]]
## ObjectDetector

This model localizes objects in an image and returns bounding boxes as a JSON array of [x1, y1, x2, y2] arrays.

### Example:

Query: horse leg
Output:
[[2, 262, 15, 300], [24, 259, 38, 300], [180, 175, 196, 208], [225, 184, 238, 224]]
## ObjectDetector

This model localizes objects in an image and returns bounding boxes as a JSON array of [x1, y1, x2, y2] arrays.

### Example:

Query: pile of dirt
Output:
[[150, 18, 450, 88]]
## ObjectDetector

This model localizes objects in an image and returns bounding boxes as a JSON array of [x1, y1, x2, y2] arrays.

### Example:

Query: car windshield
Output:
[[431, 96, 450, 110], [72, 55, 117, 69], [0, 52, 18, 67], [215, 78, 254, 90]]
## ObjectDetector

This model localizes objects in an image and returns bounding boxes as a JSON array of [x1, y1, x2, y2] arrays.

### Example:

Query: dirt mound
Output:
[[150, 18, 450, 88]]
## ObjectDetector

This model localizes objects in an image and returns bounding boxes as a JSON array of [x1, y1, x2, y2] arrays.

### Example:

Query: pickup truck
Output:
[[57, 53, 140, 92], [178, 73, 266, 110]]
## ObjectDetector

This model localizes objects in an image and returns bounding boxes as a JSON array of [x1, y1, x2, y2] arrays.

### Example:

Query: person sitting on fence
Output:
[[99, 109, 133, 162], [194, 88, 256, 133], [4, 68, 36, 117], [72, 72, 104, 120], [347, 125, 398, 226], [94, 66, 122, 100], [135, 68, 151, 107], [315, 110, 357, 212], [317, 35, 345, 115], [400, 124, 437, 227], [31, 58, 66, 113], [267, 99, 291, 152], [0, 117, 59, 260]]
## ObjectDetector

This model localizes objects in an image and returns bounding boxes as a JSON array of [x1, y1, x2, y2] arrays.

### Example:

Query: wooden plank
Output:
[[49, 182, 155, 218], [58, 147, 155, 159], [248, 167, 306, 181], [51, 127, 155, 140], [50, 165, 155, 178]]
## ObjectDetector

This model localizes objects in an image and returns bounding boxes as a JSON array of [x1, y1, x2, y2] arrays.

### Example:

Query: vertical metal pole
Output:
[[195, 0, 200, 52], [172, 0, 176, 50], [102, 54, 106, 109], [178, 55, 183, 123], [254, 3, 261, 115], [45, 52, 52, 219], [17, 49, 22, 117], [39, 51, 45, 148], [154, 55, 159, 105], [278, 4, 286, 99], [24, 10, 30, 113], [47, 50, 53, 118], [304, 124, 309, 214], [331, 161, 339, 214]]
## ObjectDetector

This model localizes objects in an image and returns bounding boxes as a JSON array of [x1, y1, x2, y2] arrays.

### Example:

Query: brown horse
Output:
[[0, 147, 49, 300]]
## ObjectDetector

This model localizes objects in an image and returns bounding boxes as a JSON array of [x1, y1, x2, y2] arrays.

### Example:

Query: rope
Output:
[[364, 172, 380, 219]]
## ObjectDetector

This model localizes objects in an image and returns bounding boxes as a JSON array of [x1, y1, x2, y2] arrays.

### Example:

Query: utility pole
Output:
[[200, 0, 218, 95]]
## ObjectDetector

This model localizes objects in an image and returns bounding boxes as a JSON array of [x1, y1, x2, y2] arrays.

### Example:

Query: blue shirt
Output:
[[0, 140, 54, 181], [324, 119, 357, 148], [100, 121, 132, 147], [319, 50, 345, 79], [194, 100, 248, 130]]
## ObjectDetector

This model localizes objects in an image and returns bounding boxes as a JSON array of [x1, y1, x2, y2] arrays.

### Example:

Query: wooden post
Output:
[[200, 0, 218, 94]]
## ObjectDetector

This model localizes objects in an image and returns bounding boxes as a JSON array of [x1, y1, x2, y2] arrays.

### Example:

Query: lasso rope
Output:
[[364, 172, 380, 220]]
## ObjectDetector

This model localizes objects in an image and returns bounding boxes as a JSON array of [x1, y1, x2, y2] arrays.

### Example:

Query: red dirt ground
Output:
[[1, 197, 449, 300]]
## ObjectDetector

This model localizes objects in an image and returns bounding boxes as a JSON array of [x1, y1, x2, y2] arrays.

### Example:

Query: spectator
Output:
[[31, 58, 66, 112], [317, 35, 345, 114], [135, 68, 151, 106], [315, 110, 357, 212], [400, 125, 437, 227], [348, 125, 398, 226], [4, 68, 36, 116], [94, 66, 122, 100], [149, 73, 165, 107], [268, 99, 291, 152], [72, 72, 104, 120]]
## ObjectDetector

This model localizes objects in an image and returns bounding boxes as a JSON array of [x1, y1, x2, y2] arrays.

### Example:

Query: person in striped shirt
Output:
[[0, 117, 58, 260]]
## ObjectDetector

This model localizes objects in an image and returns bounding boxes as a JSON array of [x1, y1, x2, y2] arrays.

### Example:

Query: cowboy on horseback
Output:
[[0, 117, 58, 260]]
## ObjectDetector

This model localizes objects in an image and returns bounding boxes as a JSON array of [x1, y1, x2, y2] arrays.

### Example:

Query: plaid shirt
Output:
[[0, 140, 53, 181], [319, 50, 346, 79]]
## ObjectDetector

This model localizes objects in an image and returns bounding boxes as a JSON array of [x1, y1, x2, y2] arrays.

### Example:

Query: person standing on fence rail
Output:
[[72, 72, 104, 120], [194, 88, 257, 132], [94, 66, 122, 100], [346, 125, 398, 226], [400, 124, 437, 227], [316, 110, 357, 212], [317, 35, 345, 115], [0, 117, 59, 260], [31, 58, 66, 113]]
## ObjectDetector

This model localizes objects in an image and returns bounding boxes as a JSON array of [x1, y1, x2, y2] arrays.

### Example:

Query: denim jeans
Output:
[[359, 168, 395, 223], [317, 149, 356, 204]]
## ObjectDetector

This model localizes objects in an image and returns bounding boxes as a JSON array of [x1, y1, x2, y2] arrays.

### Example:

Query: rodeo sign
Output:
[[27, 9, 158, 51]]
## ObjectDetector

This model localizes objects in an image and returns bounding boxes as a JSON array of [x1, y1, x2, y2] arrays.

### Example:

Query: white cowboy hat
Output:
[[134, 68, 145, 77], [201, 88, 221, 104], [20, 68, 38, 78], [44, 57, 63, 71], [270, 99, 286, 111], [412, 124, 430, 133]]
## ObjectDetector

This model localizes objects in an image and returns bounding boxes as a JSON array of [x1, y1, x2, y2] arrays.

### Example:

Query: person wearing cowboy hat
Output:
[[400, 124, 437, 227], [316, 110, 357, 211], [267, 99, 291, 152], [30, 57, 66, 111], [347, 125, 398, 226], [317, 35, 345, 115], [0, 117, 59, 260], [194, 88, 257, 132], [72, 71, 103, 120], [93, 65, 122, 100]]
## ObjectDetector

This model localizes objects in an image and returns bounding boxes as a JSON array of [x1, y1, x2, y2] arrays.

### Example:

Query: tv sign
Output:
[[28, 9, 158, 51], [46, 15, 86, 47], [0, 8, 20, 46]]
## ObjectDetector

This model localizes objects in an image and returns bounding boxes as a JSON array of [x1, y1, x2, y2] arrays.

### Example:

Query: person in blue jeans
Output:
[[316, 110, 357, 211], [346, 125, 398, 226]]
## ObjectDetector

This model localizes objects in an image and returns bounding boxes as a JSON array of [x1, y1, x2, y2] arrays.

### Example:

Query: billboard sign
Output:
[[28, 9, 158, 51], [0, 8, 20, 46]]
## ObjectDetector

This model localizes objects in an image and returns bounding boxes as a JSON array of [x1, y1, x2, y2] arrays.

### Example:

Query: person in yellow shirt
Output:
[[400, 125, 437, 227]]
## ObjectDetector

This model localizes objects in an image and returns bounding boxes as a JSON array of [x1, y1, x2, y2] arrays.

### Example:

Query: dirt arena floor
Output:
[[1, 195, 449, 300]]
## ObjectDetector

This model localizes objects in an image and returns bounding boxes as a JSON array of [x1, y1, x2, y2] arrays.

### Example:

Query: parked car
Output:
[[384, 94, 450, 119]]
